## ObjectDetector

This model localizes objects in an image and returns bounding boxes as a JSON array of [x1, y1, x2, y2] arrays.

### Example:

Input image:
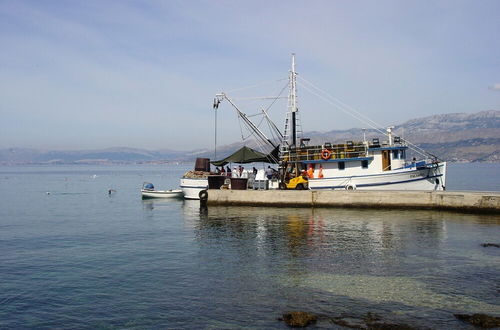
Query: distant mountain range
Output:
[[305, 110, 500, 163], [0, 147, 187, 165], [1, 110, 498, 164]]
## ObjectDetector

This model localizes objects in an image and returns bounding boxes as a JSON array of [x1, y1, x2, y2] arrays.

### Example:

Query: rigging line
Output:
[[266, 120, 277, 139], [255, 114, 266, 129], [237, 113, 246, 141], [228, 81, 288, 122], [226, 77, 288, 94], [239, 114, 274, 148], [242, 113, 275, 148], [253, 82, 287, 143], [253, 138, 278, 164], [298, 76, 382, 129], [230, 96, 287, 101], [264, 81, 290, 114], [265, 120, 279, 145], [242, 112, 268, 131], [297, 82, 386, 134], [297, 77, 386, 134], [263, 110, 283, 139], [246, 134, 271, 160], [254, 138, 271, 153], [296, 77, 435, 158], [297, 82, 431, 159], [403, 140, 439, 160], [239, 82, 289, 118], [221, 93, 277, 149], [240, 120, 256, 141]]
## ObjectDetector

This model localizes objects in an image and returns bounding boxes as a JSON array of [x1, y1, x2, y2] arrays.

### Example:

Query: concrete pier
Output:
[[204, 190, 500, 213]]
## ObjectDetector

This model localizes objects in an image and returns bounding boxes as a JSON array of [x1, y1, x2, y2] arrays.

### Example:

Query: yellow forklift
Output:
[[279, 160, 309, 190]]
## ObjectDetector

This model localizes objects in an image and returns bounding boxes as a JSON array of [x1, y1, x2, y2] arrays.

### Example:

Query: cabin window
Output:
[[392, 149, 406, 160], [338, 161, 345, 170], [361, 160, 368, 169]]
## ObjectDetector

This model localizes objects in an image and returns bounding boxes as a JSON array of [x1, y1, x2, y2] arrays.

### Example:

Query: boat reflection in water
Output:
[[181, 201, 500, 328]]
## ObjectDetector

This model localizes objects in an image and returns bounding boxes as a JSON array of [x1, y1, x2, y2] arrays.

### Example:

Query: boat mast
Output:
[[290, 53, 298, 148]]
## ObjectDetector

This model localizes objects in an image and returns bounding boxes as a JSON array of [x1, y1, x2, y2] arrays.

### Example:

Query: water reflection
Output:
[[183, 203, 453, 265], [181, 201, 500, 322]]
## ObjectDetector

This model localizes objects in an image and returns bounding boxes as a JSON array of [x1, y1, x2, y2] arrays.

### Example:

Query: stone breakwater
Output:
[[204, 190, 500, 213]]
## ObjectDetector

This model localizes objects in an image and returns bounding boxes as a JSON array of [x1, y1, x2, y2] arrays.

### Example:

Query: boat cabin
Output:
[[280, 133, 408, 180]]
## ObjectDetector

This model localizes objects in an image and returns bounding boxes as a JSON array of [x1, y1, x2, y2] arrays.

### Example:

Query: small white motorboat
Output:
[[141, 182, 184, 199]]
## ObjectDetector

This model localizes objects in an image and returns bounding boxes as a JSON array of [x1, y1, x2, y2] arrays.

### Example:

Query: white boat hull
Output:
[[180, 178, 208, 200], [141, 189, 184, 199], [308, 162, 447, 191]]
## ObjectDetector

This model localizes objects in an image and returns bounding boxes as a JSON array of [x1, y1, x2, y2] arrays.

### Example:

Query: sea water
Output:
[[0, 163, 499, 329]]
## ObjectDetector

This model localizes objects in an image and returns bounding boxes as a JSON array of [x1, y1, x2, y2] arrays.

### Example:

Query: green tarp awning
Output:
[[211, 146, 279, 166]]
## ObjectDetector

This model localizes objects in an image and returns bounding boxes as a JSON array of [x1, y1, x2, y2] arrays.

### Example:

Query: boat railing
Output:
[[281, 142, 367, 162]]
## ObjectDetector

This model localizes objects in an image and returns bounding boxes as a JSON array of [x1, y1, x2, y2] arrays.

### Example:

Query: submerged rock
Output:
[[454, 313, 500, 328], [280, 311, 317, 327], [331, 316, 367, 329], [364, 312, 382, 323], [330, 313, 417, 330], [481, 243, 500, 248], [367, 323, 417, 330]]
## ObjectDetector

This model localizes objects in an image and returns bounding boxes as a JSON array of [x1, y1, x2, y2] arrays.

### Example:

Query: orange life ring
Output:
[[321, 149, 331, 160]]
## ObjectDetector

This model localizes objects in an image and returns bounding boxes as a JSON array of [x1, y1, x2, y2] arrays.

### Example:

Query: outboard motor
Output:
[[143, 182, 154, 190]]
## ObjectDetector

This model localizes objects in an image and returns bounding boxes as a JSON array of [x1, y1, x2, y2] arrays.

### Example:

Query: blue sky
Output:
[[1, 0, 499, 151]]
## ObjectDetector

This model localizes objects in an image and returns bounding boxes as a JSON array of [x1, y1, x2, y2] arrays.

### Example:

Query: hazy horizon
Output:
[[2, 109, 498, 153], [1, 1, 499, 151]]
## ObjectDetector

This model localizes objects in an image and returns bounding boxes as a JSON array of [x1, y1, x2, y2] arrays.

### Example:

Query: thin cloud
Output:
[[1, 1, 500, 150]]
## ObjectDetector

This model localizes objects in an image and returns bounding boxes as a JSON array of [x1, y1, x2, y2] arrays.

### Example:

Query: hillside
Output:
[[305, 110, 500, 162], [0, 147, 187, 165], [1, 110, 498, 164]]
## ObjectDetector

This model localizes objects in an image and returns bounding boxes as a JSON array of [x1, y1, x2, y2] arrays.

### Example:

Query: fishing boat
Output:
[[212, 54, 447, 191], [141, 182, 183, 199], [283, 129, 446, 191], [180, 176, 209, 200], [180, 158, 210, 200]]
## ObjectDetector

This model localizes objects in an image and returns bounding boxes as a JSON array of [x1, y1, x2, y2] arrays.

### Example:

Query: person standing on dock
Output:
[[266, 166, 273, 180]]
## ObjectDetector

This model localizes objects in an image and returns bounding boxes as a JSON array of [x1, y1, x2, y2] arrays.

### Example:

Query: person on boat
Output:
[[232, 166, 239, 178], [221, 167, 226, 176], [318, 165, 324, 178], [307, 164, 314, 179], [253, 167, 258, 175], [285, 164, 295, 180], [226, 166, 232, 176]]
